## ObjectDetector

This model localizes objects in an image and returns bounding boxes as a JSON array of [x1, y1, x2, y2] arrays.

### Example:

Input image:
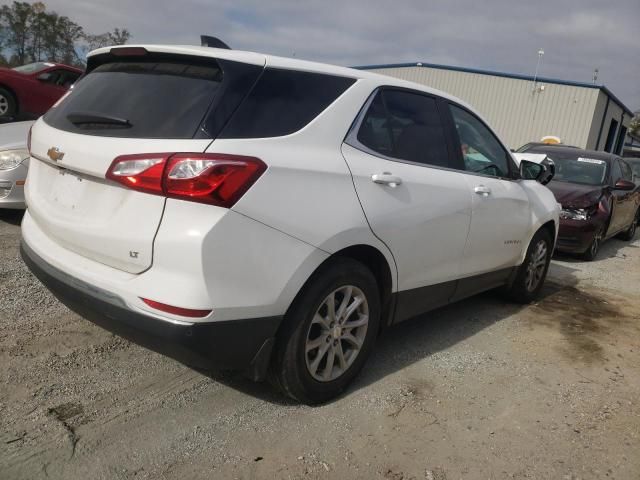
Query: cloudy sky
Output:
[[46, 0, 640, 110]]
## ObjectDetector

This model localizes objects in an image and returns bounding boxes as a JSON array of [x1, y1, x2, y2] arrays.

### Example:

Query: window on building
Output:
[[614, 126, 628, 155], [604, 118, 619, 152]]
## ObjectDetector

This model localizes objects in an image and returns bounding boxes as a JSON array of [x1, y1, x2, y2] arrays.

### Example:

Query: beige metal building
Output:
[[358, 62, 634, 153]]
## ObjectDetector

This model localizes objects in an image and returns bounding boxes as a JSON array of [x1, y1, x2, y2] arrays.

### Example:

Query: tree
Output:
[[84, 33, 111, 51], [0, 1, 34, 65], [630, 111, 640, 140], [0, 1, 131, 67], [27, 2, 48, 62], [83, 28, 131, 53], [55, 15, 83, 64], [108, 28, 130, 45]]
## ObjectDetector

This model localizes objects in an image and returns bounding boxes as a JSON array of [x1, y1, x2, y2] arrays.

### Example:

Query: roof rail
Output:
[[200, 36, 231, 50]]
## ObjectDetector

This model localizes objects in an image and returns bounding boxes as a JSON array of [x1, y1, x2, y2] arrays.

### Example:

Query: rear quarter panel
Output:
[[209, 79, 398, 292]]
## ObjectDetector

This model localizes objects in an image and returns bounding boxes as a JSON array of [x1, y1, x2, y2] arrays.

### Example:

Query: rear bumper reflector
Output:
[[141, 298, 212, 318]]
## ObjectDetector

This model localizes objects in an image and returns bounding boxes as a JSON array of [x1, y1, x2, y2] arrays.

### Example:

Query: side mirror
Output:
[[614, 179, 635, 191], [36, 72, 52, 82], [520, 158, 555, 185]]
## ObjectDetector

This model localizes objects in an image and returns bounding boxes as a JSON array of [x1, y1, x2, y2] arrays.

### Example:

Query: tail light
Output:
[[106, 153, 266, 208]]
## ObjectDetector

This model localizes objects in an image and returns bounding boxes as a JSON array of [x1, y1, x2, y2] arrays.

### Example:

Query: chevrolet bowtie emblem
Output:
[[47, 147, 64, 162]]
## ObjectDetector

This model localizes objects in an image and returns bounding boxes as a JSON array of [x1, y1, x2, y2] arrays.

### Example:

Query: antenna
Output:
[[532, 48, 544, 92], [200, 36, 231, 50]]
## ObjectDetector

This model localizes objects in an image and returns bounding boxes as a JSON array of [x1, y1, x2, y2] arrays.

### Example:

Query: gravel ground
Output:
[[1, 209, 639, 480]]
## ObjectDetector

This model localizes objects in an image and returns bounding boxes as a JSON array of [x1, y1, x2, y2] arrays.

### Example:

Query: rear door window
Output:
[[220, 68, 355, 139], [44, 59, 224, 138], [355, 89, 450, 168]]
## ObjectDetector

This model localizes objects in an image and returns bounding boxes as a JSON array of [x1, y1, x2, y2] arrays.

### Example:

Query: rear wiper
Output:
[[67, 112, 132, 128]]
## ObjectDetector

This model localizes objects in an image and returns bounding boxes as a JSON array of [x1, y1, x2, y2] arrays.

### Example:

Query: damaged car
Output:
[[520, 145, 639, 260]]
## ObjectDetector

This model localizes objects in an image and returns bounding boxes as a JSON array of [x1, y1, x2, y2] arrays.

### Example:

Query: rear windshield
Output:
[[44, 60, 223, 138]]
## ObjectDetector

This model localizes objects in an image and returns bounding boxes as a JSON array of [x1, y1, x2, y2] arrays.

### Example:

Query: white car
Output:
[[21, 44, 559, 403], [0, 120, 34, 209]]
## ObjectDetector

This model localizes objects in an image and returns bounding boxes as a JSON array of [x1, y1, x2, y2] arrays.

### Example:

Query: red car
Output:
[[520, 145, 639, 260], [0, 62, 83, 121]]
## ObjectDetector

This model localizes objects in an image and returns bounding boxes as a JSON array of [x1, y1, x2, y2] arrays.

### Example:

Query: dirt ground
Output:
[[1, 209, 639, 480]]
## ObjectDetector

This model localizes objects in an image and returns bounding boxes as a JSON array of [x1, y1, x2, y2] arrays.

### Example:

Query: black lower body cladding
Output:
[[20, 241, 281, 380]]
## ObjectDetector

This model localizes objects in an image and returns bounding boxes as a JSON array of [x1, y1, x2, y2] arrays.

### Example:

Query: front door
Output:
[[616, 160, 638, 231], [446, 103, 531, 277], [607, 159, 632, 235]]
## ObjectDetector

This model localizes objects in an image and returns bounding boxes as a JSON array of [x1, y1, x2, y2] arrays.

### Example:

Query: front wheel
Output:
[[618, 210, 638, 241], [0, 87, 17, 120], [269, 258, 380, 404], [582, 227, 604, 261], [504, 229, 552, 303]]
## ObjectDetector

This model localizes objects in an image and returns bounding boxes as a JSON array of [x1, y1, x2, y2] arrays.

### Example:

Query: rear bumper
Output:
[[21, 240, 281, 380]]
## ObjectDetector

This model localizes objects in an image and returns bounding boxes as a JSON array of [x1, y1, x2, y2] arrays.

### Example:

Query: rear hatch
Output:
[[27, 47, 265, 273]]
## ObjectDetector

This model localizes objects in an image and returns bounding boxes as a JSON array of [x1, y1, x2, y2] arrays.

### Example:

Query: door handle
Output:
[[372, 173, 402, 187], [474, 185, 492, 196]]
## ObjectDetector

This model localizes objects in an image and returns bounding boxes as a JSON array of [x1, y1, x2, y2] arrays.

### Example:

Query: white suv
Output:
[[22, 45, 559, 403]]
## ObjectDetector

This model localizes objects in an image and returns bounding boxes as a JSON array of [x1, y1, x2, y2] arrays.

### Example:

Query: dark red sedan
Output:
[[521, 145, 639, 260], [0, 62, 83, 121]]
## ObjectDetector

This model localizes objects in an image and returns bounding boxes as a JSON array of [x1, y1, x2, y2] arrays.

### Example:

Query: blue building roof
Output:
[[355, 61, 633, 116]]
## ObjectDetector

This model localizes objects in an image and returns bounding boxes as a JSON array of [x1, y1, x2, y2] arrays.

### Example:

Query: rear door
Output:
[[341, 88, 472, 320], [27, 51, 264, 273], [446, 103, 531, 277]]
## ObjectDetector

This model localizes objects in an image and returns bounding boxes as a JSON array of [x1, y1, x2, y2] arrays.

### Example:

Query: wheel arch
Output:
[[519, 219, 557, 264], [331, 244, 394, 329], [279, 243, 396, 337], [540, 219, 556, 248]]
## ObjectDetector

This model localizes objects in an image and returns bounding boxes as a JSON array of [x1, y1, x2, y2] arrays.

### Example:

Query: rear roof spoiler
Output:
[[201, 36, 231, 50]]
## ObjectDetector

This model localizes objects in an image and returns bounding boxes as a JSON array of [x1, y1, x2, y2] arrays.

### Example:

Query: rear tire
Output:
[[269, 258, 380, 404], [618, 209, 638, 241], [504, 229, 552, 303], [0, 87, 17, 120]]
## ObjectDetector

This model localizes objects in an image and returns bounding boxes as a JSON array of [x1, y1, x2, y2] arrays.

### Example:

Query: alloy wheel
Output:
[[305, 285, 369, 382], [590, 230, 603, 258], [0, 94, 8, 116], [525, 240, 548, 292], [629, 217, 637, 238]]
